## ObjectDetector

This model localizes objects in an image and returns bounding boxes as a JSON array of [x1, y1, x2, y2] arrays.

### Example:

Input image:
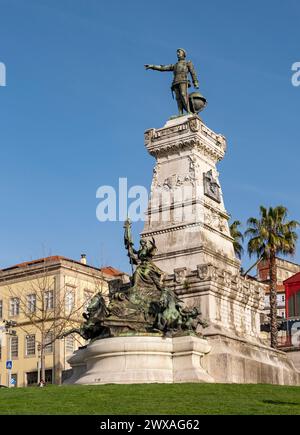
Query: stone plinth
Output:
[[64, 335, 213, 385], [165, 265, 266, 340], [202, 334, 300, 385], [285, 348, 300, 371], [161, 264, 300, 385]]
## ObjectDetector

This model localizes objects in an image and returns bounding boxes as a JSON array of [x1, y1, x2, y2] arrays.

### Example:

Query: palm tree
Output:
[[245, 206, 299, 349], [230, 220, 244, 260]]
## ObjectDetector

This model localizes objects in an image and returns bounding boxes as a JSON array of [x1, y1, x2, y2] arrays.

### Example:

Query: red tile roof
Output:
[[1, 256, 66, 271], [1, 256, 125, 277], [100, 266, 125, 277]]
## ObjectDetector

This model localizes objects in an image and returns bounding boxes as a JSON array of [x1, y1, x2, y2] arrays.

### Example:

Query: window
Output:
[[0, 300, 2, 318], [282, 295, 285, 303], [26, 335, 36, 356], [65, 288, 75, 313], [26, 369, 53, 386], [65, 336, 74, 355], [44, 291, 54, 310], [10, 298, 20, 316], [11, 336, 18, 358], [288, 290, 300, 317], [26, 371, 38, 386], [45, 332, 54, 354], [27, 294, 36, 313]]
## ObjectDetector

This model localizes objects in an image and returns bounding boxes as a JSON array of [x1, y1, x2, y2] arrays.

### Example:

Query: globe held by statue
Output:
[[189, 92, 207, 114]]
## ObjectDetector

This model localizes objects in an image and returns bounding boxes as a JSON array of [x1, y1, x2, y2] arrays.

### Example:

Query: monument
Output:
[[63, 218, 213, 384], [64, 49, 300, 386]]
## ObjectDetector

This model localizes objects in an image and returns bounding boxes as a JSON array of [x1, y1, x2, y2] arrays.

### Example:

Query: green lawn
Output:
[[0, 383, 300, 415]]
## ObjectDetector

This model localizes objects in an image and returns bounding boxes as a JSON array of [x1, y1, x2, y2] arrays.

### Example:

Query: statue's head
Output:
[[177, 48, 186, 60]]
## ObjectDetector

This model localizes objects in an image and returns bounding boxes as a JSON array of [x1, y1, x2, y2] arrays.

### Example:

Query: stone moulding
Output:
[[151, 245, 240, 274], [164, 263, 266, 311], [145, 115, 226, 162], [146, 138, 225, 162]]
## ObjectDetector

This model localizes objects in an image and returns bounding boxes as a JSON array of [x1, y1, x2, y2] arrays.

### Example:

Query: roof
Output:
[[284, 272, 300, 285], [0, 256, 125, 277], [100, 266, 125, 277], [259, 257, 300, 269]]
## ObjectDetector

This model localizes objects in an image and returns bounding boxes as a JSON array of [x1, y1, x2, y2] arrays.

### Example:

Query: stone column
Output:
[[142, 114, 239, 275]]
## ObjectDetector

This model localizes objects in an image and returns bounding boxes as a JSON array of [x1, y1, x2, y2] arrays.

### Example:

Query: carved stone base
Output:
[[64, 335, 213, 385], [202, 334, 300, 385]]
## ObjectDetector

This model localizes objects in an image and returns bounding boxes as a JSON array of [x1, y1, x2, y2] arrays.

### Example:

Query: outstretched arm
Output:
[[124, 219, 138, 265], [145, 64, 174, 72]]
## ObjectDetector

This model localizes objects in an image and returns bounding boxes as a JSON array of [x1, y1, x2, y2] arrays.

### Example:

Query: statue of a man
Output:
[[145, 48, 199, 115]]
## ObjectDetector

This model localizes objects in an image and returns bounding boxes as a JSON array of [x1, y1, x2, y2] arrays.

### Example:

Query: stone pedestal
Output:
[[285, 348, 300, 371], [202, 334, 300, 385], [64, 335, 213, 385], [142, 114, 239, 275], [138, 115, 300, 386]]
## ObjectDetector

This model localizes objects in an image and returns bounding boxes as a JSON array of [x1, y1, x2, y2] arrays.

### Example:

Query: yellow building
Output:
[[0, 255, 127, 387]]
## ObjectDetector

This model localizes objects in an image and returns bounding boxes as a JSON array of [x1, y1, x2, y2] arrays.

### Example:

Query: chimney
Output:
[[80, 254, 87, 265]]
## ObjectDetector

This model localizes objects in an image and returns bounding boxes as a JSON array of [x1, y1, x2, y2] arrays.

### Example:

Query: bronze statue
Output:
[[124, 219, 165, 294], [61, 220, 208, 342], [61, 292, 110, 341], [145, 48, 206, 115]]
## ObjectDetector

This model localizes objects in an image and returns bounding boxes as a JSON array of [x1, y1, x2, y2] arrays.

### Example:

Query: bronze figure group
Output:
[[62, 219, 207, 342]]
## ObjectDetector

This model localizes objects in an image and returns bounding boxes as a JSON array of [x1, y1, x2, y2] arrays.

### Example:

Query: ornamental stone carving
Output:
[[204, 209, 227, 234], [203, 170, 221, 203], [197, 264, 217, 281], [161, 173, 196, 191], [204, 211, 212, 227], [174, 267, 189, 284], [144, 129, 154, 145], [218, 217, 227, 233], [223, 271, 232, 288], [217, 134, 227, 152], [151, 164, 161, 191], [189, 117, 201, 132]]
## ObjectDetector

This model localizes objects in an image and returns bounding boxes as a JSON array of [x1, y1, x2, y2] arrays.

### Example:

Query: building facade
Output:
[[0, 256, 127, 387], [258, 257, 300, 318], [284, 273, 300, 319]]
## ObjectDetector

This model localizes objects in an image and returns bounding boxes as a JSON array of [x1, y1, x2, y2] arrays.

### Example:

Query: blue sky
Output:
[[0, 0, 299, 273]]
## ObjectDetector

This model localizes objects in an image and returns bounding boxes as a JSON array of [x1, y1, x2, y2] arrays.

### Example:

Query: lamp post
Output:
[[37, 343, 41, 384], [3, 320, 17, 388]]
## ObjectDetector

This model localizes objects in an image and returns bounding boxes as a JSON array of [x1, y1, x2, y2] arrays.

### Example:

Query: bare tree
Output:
[[4, 261, 89, 382]]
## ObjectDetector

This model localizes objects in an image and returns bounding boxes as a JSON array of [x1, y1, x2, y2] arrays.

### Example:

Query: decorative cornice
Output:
[[162, 263, 267, 309], [141, 221, 204, 237], [145, 116, 227, 162]]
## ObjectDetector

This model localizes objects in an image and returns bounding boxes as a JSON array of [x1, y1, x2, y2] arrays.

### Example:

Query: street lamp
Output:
[[3, 320, 17, 388], [37, 343, 41, 384]]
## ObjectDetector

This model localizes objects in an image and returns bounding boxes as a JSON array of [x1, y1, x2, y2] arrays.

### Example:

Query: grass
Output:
[[0, 383, 300, 415]]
